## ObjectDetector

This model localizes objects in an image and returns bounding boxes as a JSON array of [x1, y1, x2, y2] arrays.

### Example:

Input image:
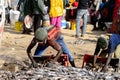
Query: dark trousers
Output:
[[33, 14, 42, 32]]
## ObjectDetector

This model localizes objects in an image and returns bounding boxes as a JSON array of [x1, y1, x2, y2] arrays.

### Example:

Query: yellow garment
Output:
[[49, 0, 63, 17]]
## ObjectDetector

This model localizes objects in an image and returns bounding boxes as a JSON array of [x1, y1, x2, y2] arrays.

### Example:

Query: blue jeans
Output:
[[34, 35, 74, 61], [76, 9, 88, 36]]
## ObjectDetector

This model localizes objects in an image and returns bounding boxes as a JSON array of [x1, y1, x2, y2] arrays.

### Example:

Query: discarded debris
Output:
[[0, 55, 119, 79]]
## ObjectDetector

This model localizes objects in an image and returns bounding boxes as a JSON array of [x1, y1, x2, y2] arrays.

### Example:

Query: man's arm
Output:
[[53, 50, 63, 62], [47, 27, 62, 65], [46, 39, 62, 67], [102, 52, 113, 71], [93, 40, 101, 67], [27, 37, 38, 67], [48, 39, 62, 62]]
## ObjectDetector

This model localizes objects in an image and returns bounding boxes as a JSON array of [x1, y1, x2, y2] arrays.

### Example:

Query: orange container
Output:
[[82, 54, 119, 69], [33, 54, 69, 66]]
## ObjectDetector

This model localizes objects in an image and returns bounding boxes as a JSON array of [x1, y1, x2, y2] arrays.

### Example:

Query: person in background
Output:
[[23, 0, 47, 33], [89, 0, 102, 31], [3, 0, 11, 24], [71, 0, 79, 19], [70, 0, 81, 31], [17, 0, 32, 34], [33, 0, 48, 32], [93, 23, 120, 72], [27, 26, 76, 68], [47, 0, 64, 29], [110, 0, 120, 33], [98, 0, 115, 31], [96, 0, 107, 31], [62, 0, 70, 21], [75, 0, 89, 38]]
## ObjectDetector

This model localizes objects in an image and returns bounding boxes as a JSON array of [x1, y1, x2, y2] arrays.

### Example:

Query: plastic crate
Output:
[[33, 54, 69, 66], [82, 54, 119, 70]]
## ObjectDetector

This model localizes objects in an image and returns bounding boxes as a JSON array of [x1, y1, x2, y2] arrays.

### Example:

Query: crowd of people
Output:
[[1, 0, 120, 72]]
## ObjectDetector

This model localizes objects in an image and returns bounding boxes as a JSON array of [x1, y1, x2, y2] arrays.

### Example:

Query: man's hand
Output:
[[32, 61, 38, 68], [46, 62, 54, 67], [101, 66, 108, 72], [101, 53, 112, 72], [92, 64, 97, 68]]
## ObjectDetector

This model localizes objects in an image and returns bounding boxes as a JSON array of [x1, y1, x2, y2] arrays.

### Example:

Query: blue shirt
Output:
[[109, 34, 120, 53]]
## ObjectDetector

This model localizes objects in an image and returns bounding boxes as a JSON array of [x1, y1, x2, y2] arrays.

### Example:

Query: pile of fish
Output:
[[0, 55, 120, 80], [0, 66, 120, 80]]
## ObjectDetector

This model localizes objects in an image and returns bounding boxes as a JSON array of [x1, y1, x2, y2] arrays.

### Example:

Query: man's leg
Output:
[[33, 14, 42, 32], [81, 10, 88, 36], [56, 36, 75, 67], [75, 9, 83, 37]]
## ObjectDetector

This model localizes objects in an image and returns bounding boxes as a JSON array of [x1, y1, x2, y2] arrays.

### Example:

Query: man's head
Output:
[[35, 28, 48, 42], [97, 37, 108, 49]]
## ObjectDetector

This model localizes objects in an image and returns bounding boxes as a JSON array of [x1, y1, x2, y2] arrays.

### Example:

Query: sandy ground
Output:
[[0, 24, 107, 67]]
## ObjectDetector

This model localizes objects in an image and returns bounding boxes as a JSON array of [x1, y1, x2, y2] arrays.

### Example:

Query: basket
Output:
[[33, 54, 69, 66], [82, 54, 119, 69]]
